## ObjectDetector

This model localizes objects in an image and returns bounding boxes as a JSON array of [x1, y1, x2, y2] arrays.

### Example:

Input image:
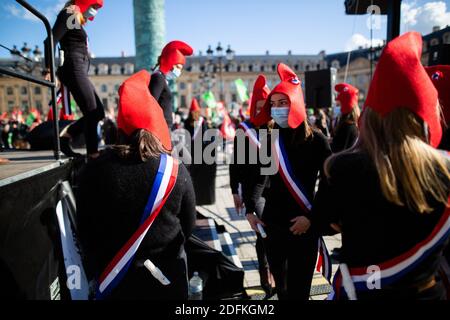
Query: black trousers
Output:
[[264, 224, 318, 300], [254, 198, 270, 289], [58, 54, 104, 154]]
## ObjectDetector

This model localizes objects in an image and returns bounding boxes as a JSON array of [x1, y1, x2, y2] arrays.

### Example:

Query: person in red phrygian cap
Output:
[[425, 65, 450, 150], [313, 32, 450, 301], [43, 0, 105, 159], [331, 83, 360, 152], [150, 41, 194, 130], [364, 32, 441, 147], [77, 69, 196, 300], [250, 64, 332, 300], [117, 70, 172, 151], [229, 74, 276, 298]]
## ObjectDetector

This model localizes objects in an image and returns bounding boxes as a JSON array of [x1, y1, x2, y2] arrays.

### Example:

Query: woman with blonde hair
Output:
[[331, 83, 360, 152], [313, 32, 450, 300]]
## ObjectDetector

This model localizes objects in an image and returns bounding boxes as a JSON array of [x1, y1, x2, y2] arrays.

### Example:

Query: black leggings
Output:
[[58, 55, 104, 154]]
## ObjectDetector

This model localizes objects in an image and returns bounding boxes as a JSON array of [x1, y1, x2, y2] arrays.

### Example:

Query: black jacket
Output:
[[312, 151, 450, 297], [261, 127, 332, 228], [149, 71, 173, 128], [229, 124, 270, 214], [331, 122, 358, 153], [76, 149, 196, 278], [44, 8, 89, 69]]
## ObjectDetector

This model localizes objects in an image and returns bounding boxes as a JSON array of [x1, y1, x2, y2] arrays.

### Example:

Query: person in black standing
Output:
[[230, 75, 275, 298], [249, 64, 332, 300], [150, 41, 193, 129], [77, 70, 196, 300], [44, 0, 105, 159], [331, 83, 360, 153], [313, 32, 450, 300]]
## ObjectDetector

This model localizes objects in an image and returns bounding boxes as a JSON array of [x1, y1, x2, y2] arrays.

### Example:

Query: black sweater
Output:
[[331, 122, 358, 153], [44, 8, 89, 69], [261, 127, 332, 228], [229, 124, 270, 213], [149, 71, 173, 128], [312, 151, 450, 291], [76, 149, 196, 276]]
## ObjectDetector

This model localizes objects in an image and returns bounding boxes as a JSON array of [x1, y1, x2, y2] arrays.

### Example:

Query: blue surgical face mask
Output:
[[166, 67, 182, 81], [271, 107, 290, 128], [84, 7, 98, 19]]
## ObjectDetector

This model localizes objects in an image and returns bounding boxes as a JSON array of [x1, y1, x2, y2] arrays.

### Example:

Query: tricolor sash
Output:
[[329, 149, 450, 300], [329, 203, 450, 300], [239, 121, 262, 149], [192, 116, 204, 141], [272, 134, 332, 282], [96, 154, 179, 299]]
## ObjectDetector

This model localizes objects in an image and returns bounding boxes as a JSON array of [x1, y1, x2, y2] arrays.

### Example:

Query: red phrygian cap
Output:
[[74, 0, 103, 20], [249, 75, 271, 125], [190, 98, 201, 112], [335, 83, 359, 114], [425, 65, 450, 126], [159, 41, 193, 74], [117, 70, 172, 151], [364, 32, 441, 147], [255, 63, 306, 128]]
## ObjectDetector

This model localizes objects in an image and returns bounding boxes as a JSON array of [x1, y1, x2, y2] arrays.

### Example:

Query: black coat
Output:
[[76, 149, 196, 299], [261, 127, 332, 229], [149, 71, 173, 128], [331, 122, 358, 153], [229, 124, 270, 214], [312, 151, 450, 299]]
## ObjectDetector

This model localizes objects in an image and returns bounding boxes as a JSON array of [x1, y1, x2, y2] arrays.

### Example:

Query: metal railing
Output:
[[0, 0, 60, 160]]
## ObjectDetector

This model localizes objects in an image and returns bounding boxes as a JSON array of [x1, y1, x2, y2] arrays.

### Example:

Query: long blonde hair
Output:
[[325, 107, 450, 214]]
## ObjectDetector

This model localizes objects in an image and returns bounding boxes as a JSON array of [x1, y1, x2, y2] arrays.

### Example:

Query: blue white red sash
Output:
[[329, 150, 450, 299], [239, 121, 261, 149], [329, 203, 450, 299], [96, 154, 179, 299], [192, 116, 204, 141], [272, 134, 331, 282]]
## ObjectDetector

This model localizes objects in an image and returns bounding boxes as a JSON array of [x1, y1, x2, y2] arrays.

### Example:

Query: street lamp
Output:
[[201, 43, 234, 102]]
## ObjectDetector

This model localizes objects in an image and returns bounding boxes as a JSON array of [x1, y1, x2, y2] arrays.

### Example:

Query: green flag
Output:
[[202, 91, 217, 109], [234, 79, 249, 102], [25, 112, 36, 127]]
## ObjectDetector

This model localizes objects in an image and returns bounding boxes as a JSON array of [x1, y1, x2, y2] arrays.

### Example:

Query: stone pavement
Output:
[[196, 159, 341, 300]]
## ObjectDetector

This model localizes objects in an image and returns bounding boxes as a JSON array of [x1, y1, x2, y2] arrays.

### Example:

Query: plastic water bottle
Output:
[[188, 272, 203, 300]]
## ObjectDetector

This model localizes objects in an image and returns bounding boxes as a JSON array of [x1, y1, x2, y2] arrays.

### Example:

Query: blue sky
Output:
[[0, 0, 449, 58]]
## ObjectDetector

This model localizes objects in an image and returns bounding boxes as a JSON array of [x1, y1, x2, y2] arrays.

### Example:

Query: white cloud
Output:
[[345, 33, 384, 51], [4, 1, 67, 24], [402, 1, 450, 33]]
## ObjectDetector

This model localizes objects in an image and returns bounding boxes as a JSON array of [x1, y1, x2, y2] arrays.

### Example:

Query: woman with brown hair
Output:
[[77, 70, 196, 300], [249, 64, 332, 300], [313, 32, 450, 300], [331, 83, 360, 153]]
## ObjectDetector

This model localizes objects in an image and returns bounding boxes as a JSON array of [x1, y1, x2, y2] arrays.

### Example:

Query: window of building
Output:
[[7, 101, 14, 110], [22, 100, 29, 109], [98, 64, 109, 75], [6, 87, 13, 95], [101, 84, 108, 93], [180, 95, 187, 108], [111, 64, 122, 75], [231, 94, 237, 102], [444, 33, 450, 44], [34, 86, 41, 95], [331, 60, 340, 69], [21, 86, 27, 95], [430, 38, 439, 46], [124, 63, 134, 75], [88, 65, 97, 75], [179, 82, 186, 90], [35, 100, 42, 111]]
